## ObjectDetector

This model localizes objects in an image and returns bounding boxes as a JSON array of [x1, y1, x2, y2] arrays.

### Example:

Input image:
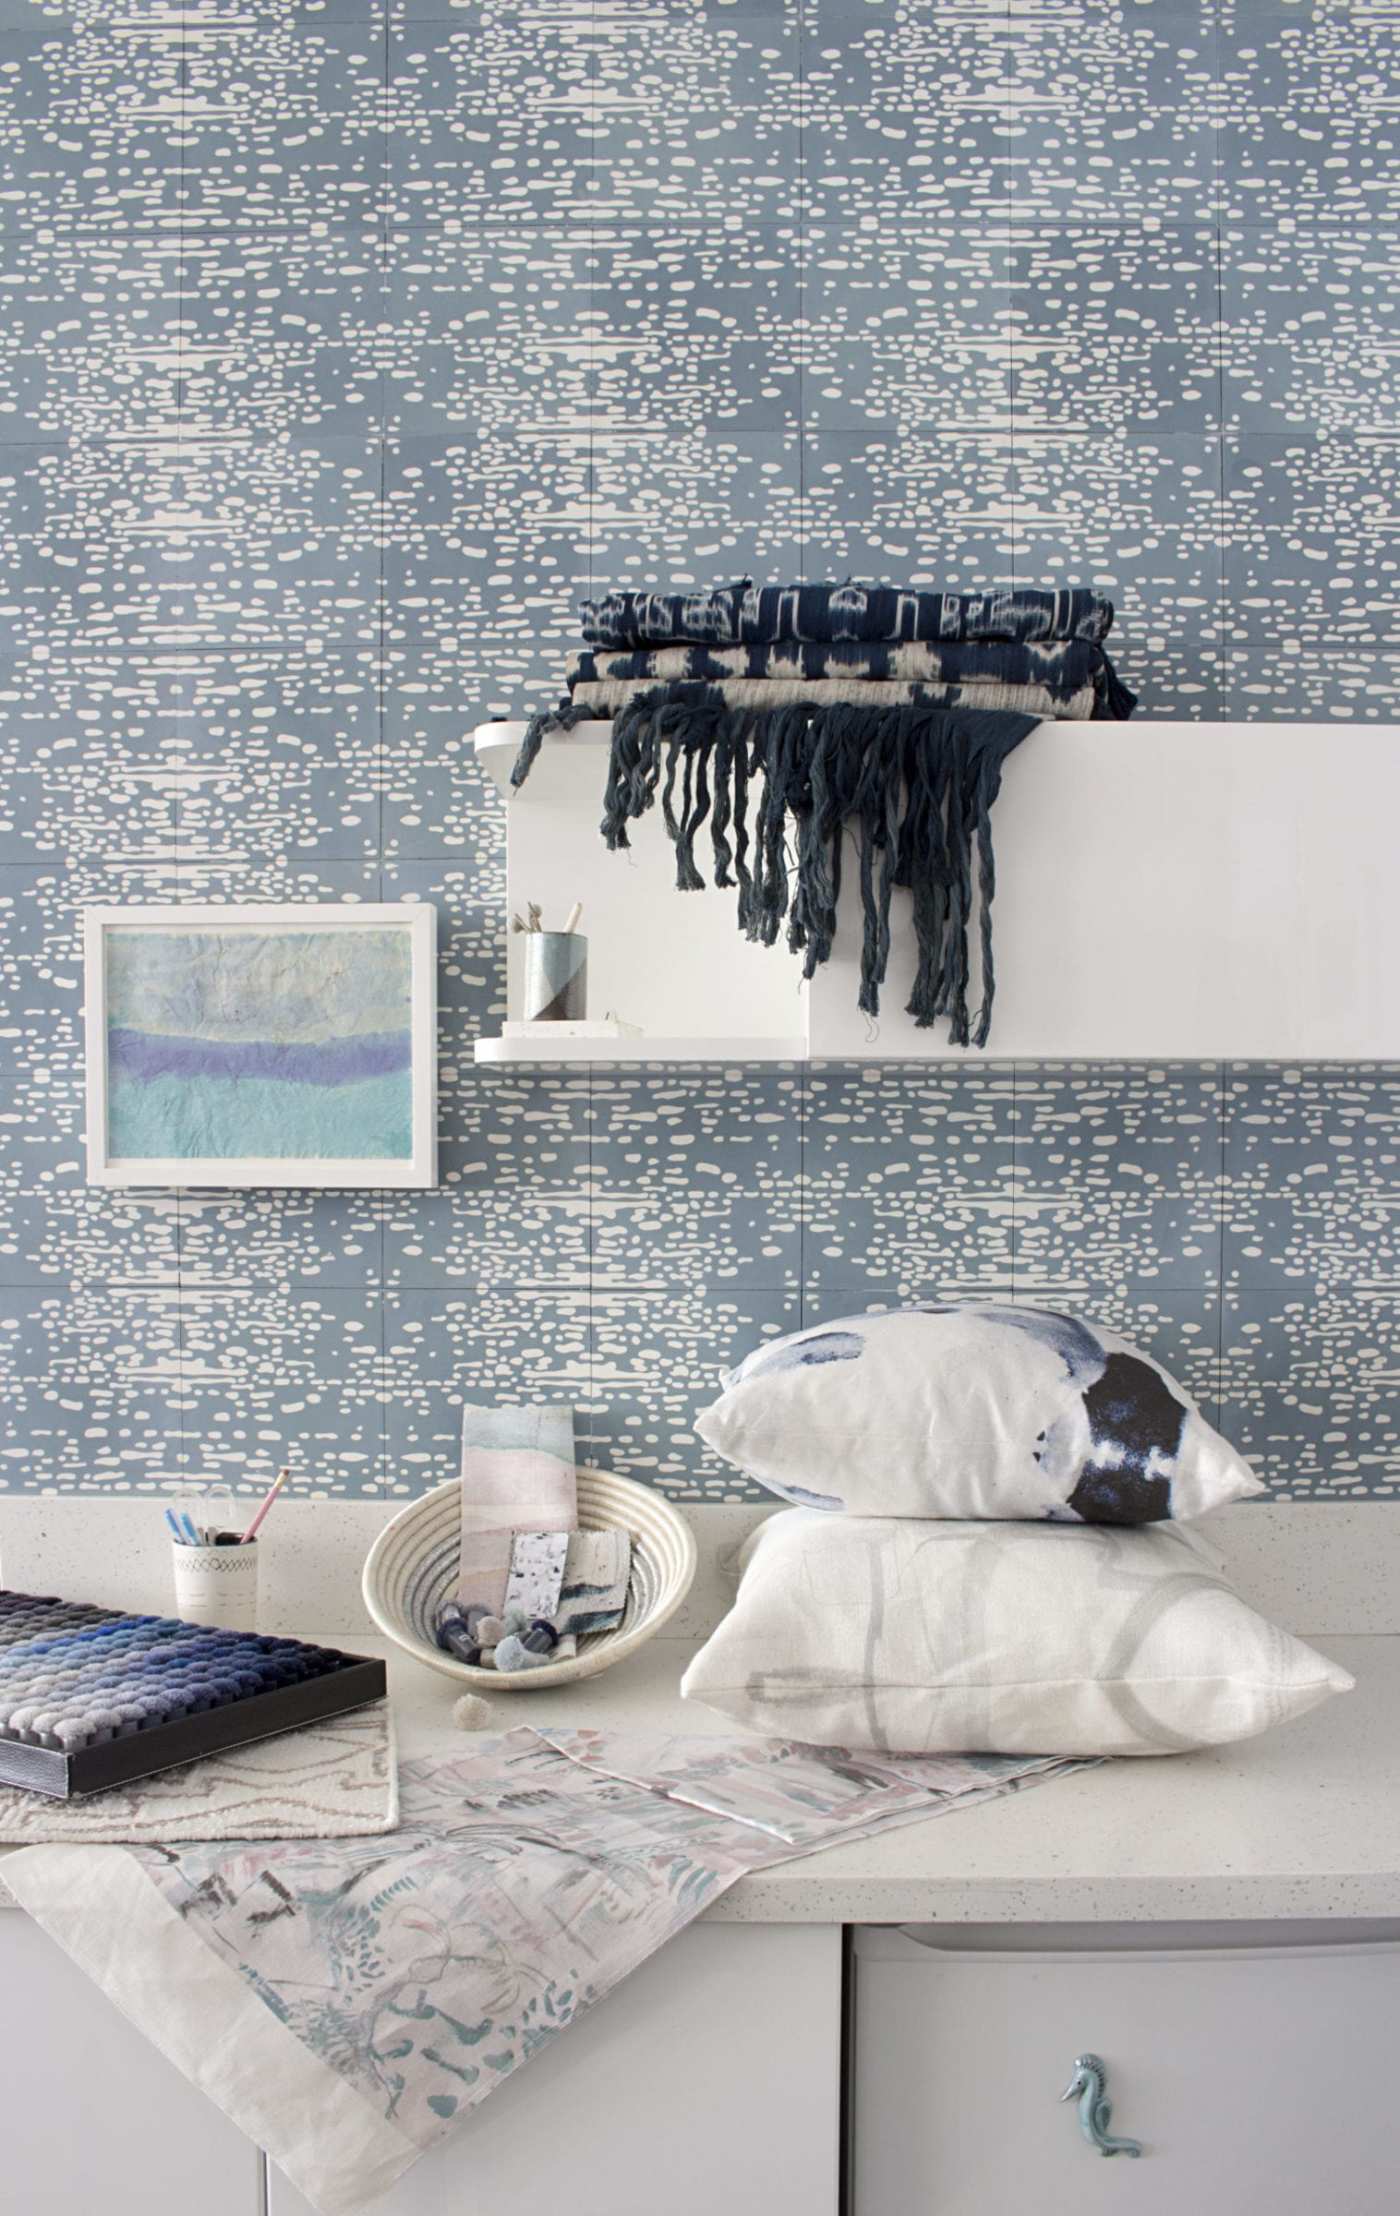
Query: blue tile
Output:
[[1220, 4, 1400, 227], [0, 1176, 180, 1288], [584, 1284, 799, 1498], [0, 1282, 182, 1379], [1223, 434, 1400, 644], [1010, 1280, 1224, 1428], [1012, 432, 1225, 713], [176, 1285, 385, 1492], [177, 1189, 384, 1291], [0, 435, 381, 654], [802, 429, 1014, 591], [0, 1375, 185, 1492], [383, 432, 589, 651], [1221, 1287, 1400, 1497], [0, 23, 184, 233], [0, 656, 182, 863], [168, 856, 385, 908], [1223, 645, 1400, 722], [388, 16, 594, 228], [179, 16, 386, 233], [587, 226, 801, 434], [591, 3, 801, 226], [1224, 1065, 1400, 1292], [802, 227, 1012, 434], [179, 234, 387, 437], [380, 642, 518, 870], [383, 231, 589, 438], [380, 866, 505, 1034], [802, 1063, 1015, 1298], [0, 233, 182, 438], [384, 1058, 590, 1289], [383, 1285, 591, 1494], [0, 861, 184, 1268], [1014, 1064, 1223, 1291], [802, 0, 1012, 224], [171, 655, 381, 868], [590, 1065, 802, 1292], [1003, 0, 1219, 224], [1010, 227, 1221, 436], [1221, 228, 1400, 436], [589, 427, 801, 599]]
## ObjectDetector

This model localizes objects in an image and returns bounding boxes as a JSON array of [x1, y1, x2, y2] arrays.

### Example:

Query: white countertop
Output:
[[5, 1631, 1394, 1927]]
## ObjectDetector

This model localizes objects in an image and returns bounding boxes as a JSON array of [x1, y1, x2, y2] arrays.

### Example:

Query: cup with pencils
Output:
[[167, 1467, 291, 1631]]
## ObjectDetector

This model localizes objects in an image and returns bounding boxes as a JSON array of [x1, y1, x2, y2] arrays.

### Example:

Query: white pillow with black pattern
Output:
[[695, 1302, 1263, 1525]]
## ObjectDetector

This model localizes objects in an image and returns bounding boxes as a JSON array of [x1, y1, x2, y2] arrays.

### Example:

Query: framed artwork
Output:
[[84, 904, 438, 1189]]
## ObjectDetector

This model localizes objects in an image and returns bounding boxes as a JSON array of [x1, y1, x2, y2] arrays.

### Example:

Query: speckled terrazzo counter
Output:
[[2, 1631, 1396, 1925]]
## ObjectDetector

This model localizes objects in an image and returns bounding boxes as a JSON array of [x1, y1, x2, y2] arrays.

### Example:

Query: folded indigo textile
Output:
[[569, 635, 1134, 719], [458, 1402, 576, 1618], [580, 580, 1116, 648], [569, 673, 1097, 719], [517, 687, 1037, 1047], [4, 1725, 1086, 2214]]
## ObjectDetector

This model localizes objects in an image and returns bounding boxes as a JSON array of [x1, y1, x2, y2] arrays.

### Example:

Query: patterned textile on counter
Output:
[[569, 635, 1135, 719], [0, 1704, 397, 1845], [579, 579, 1117, 647], [2, 1725, 1086, 2216]]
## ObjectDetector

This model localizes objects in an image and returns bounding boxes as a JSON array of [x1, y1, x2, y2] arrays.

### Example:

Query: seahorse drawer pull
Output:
[[1060, 2052, 1144, 2158]]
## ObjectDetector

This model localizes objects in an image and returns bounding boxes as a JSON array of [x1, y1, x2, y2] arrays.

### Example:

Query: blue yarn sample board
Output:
[[0, 1590, 387, 1799]]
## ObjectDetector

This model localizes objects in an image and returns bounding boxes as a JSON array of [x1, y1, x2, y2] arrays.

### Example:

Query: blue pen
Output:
[[178, 1511, 201, 1547], [164, 1508, 185, 1545]]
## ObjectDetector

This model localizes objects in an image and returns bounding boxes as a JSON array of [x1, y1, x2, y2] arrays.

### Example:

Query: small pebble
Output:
[[494, 1635, 553, 1674], [452, 1693, 493, 1730]]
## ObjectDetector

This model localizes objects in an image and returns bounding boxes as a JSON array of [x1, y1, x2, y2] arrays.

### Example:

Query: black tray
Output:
[[0, 1651, 388, 1801]]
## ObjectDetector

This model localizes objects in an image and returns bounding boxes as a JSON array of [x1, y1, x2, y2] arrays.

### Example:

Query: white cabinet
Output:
[[0, 1911, 262, 2216], [269, 1922, 840, 2216], [852, 1925, 1400, 2216]]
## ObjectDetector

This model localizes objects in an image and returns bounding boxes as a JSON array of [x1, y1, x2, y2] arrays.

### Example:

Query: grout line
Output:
[[171, 0, 191, 1481]]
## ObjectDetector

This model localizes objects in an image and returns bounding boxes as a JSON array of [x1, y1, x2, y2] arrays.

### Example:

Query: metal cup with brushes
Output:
[[513, 900, 586, 1022]]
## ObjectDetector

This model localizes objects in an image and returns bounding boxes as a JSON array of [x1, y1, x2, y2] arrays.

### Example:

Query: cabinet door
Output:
[[853, 1928, 1400, 2216], [270, 1923, 840, 2216], [0, 1912, 262, 2216]]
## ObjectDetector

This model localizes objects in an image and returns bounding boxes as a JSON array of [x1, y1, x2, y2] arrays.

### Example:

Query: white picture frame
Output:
[[84, 904, 438, 1189]]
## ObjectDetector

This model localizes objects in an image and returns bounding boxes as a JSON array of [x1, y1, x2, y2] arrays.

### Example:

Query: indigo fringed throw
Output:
[[509, 581, 1135, 1048], [517, 684, 1037, 1048]]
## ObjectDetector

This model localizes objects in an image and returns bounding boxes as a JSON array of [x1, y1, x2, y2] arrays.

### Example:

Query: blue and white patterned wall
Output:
[[0, 0, 1395, 1503]]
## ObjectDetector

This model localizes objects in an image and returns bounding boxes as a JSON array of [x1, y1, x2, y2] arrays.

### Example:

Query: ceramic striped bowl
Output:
[[361, 1468, 698, 1691]]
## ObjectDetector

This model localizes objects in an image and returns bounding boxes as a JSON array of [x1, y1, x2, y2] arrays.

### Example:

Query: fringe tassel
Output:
[[551, 683, 1038, 1048]]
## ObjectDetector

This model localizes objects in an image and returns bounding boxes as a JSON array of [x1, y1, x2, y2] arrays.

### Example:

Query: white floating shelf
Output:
[[475, 719, 1399, 1062], [476, 718, 611, 797], [473, 1033, 807, 1064]]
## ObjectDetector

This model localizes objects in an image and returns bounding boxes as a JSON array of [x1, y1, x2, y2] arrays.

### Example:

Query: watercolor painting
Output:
[[85, 906, 437, 1188]]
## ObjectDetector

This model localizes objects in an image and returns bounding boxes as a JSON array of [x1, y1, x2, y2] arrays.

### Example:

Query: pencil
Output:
[[239, 1464, 291, 1546]]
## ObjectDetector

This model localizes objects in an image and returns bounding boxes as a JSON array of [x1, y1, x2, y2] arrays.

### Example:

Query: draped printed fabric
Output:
[[511, 581, 1135, 1048], [3, 1726, 1084, 2216]]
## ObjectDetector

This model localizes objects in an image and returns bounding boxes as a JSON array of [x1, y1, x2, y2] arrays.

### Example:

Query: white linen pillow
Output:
[[680, 1511, 1352, 1757], [695, 1302, 1264, 1524]]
